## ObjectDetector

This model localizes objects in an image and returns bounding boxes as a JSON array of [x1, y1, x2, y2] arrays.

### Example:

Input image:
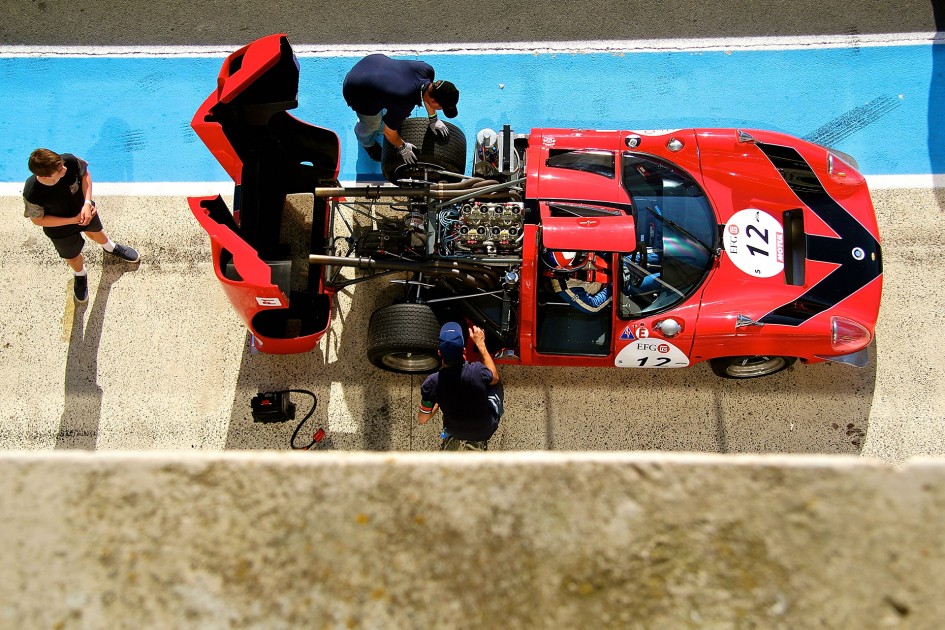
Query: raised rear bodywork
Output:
[[189, 34, 339, 353]]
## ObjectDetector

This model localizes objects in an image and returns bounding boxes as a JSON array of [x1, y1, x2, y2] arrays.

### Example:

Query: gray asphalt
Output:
[[2, 0, 941, 46]]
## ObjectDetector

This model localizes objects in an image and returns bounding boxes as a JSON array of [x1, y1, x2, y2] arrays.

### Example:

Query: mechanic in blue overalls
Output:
[[417, 322, 504, 451], [342, 54, 459, 163]]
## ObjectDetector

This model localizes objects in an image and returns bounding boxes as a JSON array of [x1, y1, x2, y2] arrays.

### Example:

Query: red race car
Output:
[[189, 34, 882, 378]]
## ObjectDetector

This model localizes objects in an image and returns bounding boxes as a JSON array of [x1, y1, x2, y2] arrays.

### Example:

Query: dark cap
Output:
[[439, 322, 465, 363], [430, 80, 459, 118]]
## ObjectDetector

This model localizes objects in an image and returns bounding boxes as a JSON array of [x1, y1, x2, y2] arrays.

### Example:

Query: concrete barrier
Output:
[[0, 451, 942, 628]]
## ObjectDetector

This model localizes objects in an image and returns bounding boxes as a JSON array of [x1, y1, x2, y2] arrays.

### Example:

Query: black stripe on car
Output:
[[755, 142, 882, 326]]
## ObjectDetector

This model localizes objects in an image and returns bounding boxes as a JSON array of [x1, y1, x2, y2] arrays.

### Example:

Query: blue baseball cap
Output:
[[439, 322, 465, 363]]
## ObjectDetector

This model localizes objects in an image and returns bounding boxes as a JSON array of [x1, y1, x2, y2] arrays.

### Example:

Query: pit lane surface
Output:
[[0, 187, 942, 463]]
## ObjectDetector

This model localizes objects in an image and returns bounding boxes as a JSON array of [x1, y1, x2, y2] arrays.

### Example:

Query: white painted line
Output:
[[865, 174, 945, 189], [0, 32, 941, 58], [0, 182, 235, 197]]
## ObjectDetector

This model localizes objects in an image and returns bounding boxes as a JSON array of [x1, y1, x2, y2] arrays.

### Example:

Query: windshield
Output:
[[619, 153, 717, 317]]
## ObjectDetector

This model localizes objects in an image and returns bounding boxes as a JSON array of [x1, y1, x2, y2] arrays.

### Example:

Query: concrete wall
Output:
[[0, 451, 942, 628]]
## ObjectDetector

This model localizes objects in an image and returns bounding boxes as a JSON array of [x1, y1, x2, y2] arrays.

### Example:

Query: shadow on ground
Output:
[[56, 260, 134, 450]]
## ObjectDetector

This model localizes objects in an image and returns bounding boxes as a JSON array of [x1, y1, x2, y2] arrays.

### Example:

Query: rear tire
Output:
[[381, 117, 466, 183], [367, 303, 441, 373], [709, 356, 796, 379]]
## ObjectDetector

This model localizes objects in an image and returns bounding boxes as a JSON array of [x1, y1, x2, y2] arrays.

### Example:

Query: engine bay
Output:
[[345, 124, 530, 267]]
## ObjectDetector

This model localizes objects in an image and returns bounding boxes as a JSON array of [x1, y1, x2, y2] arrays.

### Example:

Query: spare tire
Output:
[[381, 117, 466, 183]]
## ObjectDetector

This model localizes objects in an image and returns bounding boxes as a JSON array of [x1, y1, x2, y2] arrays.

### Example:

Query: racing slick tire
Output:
[[381, 117, 467, 183], [709, 356, 797, 379], [367, 303, 442, 373]]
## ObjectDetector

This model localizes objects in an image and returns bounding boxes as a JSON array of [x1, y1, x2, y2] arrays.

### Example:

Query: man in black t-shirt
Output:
[[418, 322, 504, 451], [23, 148, 140, 303], [343, 54, 459, 163]]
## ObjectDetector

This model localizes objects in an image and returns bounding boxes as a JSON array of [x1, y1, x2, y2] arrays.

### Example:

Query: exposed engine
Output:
[[436, 201, 525, 256], [323, 125, 530, 347], [346, 125, 530, 273], [352, 200, 526, 261]]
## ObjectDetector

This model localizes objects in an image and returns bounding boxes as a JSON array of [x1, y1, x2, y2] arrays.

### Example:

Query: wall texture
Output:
[[1, 451, 942, 628]]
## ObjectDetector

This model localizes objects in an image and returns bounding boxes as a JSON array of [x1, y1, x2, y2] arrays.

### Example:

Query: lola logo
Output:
[[577, 218, 599, 228]]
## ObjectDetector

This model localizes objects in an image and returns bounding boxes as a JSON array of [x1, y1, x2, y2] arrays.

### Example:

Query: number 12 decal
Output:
[[637, 356, 672, 367], [616, 340, 690, 368], [723, 209, 784, 278]]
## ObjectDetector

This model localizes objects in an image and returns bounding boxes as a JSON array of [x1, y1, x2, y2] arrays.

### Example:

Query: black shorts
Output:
[[42, 214, 104, 259]]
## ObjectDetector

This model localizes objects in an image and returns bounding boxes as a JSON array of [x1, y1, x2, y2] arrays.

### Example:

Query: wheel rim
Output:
[[380, 351, 441, 373], [726, 356, 787, 378]]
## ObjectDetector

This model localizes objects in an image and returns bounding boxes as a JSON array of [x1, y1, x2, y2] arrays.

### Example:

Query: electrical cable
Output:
[[283, 389, 325, 450]]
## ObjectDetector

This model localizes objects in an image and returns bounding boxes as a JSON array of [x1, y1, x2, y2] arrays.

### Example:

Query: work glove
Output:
[[428, 114, 449, 138], [398, 142, 418, 164]]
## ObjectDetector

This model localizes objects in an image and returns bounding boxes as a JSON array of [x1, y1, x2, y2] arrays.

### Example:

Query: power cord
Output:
[[251, 389, 326, 450], [285, 389, 325, 450]]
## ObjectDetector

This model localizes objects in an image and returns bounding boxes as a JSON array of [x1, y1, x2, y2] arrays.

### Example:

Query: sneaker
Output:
[[73, 274, 88, 303], [107, 242, 140, 263], [364, 142, 382, 162]]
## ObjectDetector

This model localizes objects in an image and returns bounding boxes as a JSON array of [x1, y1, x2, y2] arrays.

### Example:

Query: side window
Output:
[[546, 149, 615, 179], [546, 202, 623, 218]]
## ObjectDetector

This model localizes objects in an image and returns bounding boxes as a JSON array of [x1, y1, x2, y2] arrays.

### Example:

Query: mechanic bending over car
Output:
[[342, 54, 459, 164], [22, 149, 140, 304], [417, 323, 504, 451]]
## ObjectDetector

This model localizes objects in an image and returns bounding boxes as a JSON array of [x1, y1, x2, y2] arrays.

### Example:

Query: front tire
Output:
[[709, 356, 797, 379], [367, 303, 441, 373]]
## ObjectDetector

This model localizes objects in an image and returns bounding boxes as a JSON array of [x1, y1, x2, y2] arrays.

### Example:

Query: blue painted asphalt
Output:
[[1, 43, 942, 183]]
